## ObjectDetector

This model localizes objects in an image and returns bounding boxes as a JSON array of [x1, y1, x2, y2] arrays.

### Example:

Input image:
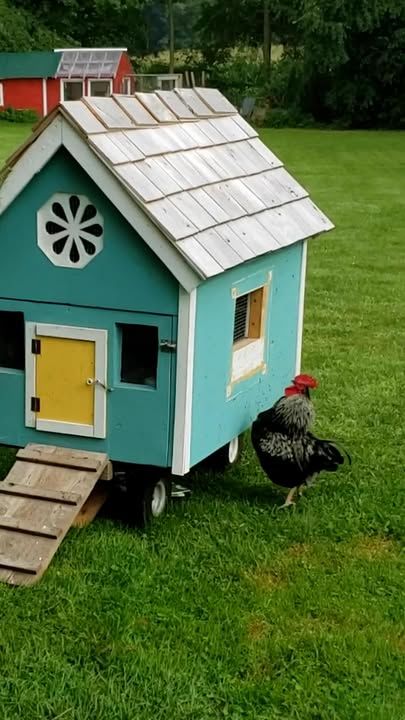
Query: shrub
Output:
[[0, 107, 39, 123], [264, 107, 317, 128]]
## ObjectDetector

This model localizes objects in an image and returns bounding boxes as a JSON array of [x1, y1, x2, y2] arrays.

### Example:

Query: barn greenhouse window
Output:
[[230, 280, 270, 386], [37, 193, 104, 269]]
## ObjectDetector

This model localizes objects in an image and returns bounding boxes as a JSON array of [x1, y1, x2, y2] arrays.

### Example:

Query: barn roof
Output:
[[55, 49, 125, 79], [0, 49, 126, 80], [0, 88, 334, 281], [0, 52, 61, 80]]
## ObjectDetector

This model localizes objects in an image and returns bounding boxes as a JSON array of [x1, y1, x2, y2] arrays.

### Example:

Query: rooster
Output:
[[251, 374, 348, 507]]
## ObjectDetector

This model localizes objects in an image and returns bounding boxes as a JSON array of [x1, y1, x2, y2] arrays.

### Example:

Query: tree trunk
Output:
[[263, 0, 272, 75], [168, 0, 175, 74]]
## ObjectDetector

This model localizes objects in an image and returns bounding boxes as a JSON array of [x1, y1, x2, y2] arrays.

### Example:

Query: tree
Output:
[[263, 0, 271, 68], [0, 0, 65, 51], [168, 0, 175, 71], [196, 0, 302, 65], [293, 0, 405, 126]]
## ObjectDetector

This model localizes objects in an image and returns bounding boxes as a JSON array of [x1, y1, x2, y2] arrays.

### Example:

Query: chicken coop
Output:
[[0, 88, 333, 584]]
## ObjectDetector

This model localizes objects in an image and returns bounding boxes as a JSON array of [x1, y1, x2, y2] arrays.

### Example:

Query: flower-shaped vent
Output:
[[37, 193, 104, 269]]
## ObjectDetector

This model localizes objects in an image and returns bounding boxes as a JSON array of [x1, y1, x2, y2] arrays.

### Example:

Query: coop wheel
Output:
[[133, 475, 172, 528], [205, 434, 243, 471]]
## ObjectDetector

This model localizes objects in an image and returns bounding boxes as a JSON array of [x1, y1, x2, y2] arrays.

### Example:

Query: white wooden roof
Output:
[[3, 88, 334, 280]]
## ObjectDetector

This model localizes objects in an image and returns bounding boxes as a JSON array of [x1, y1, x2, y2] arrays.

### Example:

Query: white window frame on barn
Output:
[[88, 79, 113, 97], [61, 79, 84, 102], [229, 273, 272, 389], [0, 82, 4, 107]]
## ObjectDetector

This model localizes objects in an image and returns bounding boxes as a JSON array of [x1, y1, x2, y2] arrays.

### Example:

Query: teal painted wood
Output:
[[0, 299, 175, 466], [190, 242, 304, 467], [0, 148, 178, 316]]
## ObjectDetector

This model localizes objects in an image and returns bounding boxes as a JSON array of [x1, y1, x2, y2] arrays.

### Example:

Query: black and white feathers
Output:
[[251, 393, 346, 490]]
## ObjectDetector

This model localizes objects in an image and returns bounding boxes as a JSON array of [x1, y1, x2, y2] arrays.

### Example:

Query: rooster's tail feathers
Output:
[[315, 439, 347, 472]]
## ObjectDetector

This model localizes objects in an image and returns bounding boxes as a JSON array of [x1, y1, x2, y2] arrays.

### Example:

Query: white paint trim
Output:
[[25, 322, 107, 439], [295, 239, 308, 374], [36, 420, 94, 437], [171, 287, 196, 475], [0, 118, 63, 214], [60, 79, 84, 102], [54, 48, 127, 52], [25, 322, 37, 428], [89, 79, 113, 97], [36, 323, 105, 342], [0, 115, 200, 290], [0, 82, 4, 107], [61, 120, 199, 291], [42, 78, 48, 116]]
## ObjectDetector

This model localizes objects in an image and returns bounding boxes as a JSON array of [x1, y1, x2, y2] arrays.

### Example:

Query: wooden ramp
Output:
[[0, 444, 109, 586]]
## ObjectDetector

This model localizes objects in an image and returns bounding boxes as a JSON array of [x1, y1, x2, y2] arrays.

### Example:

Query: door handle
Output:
[[86, 378, 113, 392]]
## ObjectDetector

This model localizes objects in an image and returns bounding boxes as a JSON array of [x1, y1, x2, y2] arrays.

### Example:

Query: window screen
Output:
[[233, 294, 249, 343], [90, 80, 111, 97], [119, 324, 158, 387], [63, 81, 83, 101], [0, 311, 24, 370]]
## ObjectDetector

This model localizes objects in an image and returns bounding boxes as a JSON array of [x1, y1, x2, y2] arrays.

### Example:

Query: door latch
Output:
[[86, 378, 113, 392], [160, 340, 177, 352]]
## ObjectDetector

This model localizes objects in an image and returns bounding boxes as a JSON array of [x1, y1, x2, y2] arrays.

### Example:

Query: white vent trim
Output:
[[37, 192, 104, 269]]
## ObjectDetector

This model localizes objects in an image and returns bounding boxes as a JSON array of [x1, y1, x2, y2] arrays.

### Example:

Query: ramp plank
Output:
[[0, 484, 81, 505], [0, 444, 109, 586]]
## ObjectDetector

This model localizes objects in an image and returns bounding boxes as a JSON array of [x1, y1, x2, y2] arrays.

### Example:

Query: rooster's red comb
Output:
[[293, 374, 318, 389]]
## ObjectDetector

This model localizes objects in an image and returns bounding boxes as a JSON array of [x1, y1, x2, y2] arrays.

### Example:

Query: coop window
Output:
[[119, 324, 158, 387], [0, 83, 4, 107], [62, 81, 83, 101], [233, 288, 265, 345], [230, 282, 269, 387], [89, 80, 112, 97], [0, 311, 24, 371]]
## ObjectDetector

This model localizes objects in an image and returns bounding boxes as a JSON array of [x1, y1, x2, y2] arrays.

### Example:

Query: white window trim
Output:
[[60, 79, 84, 102], [89, 79, 113, 97], [171, 286, 196, 476], [25, 322, 107, 438], [295, 240, 307, 374], [42, 78, 47, 116], [0, 82, 4, 107], [37, 191, 104, 269], [229, 275, 271, 389]]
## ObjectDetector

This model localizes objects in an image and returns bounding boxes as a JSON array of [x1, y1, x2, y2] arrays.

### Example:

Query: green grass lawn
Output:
[[0, 124, 404, 720], [0, 121, 33, 165]]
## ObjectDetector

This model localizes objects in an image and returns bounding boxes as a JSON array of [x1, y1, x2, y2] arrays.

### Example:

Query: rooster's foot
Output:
[[278, 499, 296, 509], [279, 486, 297, 509]]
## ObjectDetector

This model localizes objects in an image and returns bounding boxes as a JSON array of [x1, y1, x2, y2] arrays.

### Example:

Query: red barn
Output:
[[0, 49, 134, 118]]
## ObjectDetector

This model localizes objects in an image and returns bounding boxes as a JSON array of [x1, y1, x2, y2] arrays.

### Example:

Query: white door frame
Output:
[[25, 322, 107, 438]]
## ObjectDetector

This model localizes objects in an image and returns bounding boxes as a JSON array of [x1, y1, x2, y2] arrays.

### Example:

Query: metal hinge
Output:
[[31, 339, 41, 355], [31, 397, 40, 413], [160, 340, 177, 352]]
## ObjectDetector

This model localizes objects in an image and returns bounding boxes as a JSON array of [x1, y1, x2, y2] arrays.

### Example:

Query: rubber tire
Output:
[[132, 475, 172, 528], [203, 434, 244, 472]]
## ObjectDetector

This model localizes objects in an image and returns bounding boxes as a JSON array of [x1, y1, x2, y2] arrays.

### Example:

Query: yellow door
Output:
[[36, 336, 95, 426]]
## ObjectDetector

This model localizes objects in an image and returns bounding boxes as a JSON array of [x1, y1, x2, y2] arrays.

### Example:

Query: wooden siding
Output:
[[190, 243, 303, 467], [0, 149, 178, 315]]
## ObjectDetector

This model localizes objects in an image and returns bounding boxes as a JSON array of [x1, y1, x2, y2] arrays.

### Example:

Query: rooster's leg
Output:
[[279, 486, 297, 509]]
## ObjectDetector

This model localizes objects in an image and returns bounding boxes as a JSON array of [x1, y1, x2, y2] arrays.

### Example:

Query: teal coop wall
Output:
[[0, 149, 179, 466], [190, 242, 304, 468]]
